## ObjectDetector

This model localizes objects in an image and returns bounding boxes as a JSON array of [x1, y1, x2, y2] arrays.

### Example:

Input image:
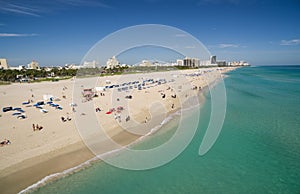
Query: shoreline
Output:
[[0, 141, 93, 194], [19, 106, 185, 194], [0, 67, 238, 193]]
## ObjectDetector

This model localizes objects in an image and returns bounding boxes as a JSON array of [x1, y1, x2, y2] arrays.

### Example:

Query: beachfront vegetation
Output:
[[0, 67, 77, 82]]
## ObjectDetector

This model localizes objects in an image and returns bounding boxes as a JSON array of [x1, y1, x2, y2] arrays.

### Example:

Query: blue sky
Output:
[[0, 0, 299, 66]]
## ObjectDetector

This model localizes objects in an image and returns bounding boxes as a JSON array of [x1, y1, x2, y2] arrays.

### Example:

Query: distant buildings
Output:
[[216, 60, 226, 66], [137, 60, 176, 67], [139, 60, 152, 67], [106, 56, 120, 69], [0, 58, 9, 69], [64, 64, 81, 70], [0, 55, 249, 72], [176, 56, 217, 67], [27, 60, 40, 69], [176, 56, 249, 67], [228, 61, 250, 66], [183, 57, 200, 67], [82, 60, 97, 68]]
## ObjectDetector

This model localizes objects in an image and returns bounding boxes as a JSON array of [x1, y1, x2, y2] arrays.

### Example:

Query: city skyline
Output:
[[0, 0, 300, 66]]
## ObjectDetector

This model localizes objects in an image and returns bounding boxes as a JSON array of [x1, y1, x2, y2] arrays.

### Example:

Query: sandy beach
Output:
[[0, 67, 237, 193]]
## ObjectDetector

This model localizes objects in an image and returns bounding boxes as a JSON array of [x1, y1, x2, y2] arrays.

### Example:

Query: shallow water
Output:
[[32, 66, 300, 194]]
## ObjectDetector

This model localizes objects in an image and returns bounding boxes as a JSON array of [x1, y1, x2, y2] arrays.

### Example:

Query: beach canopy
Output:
[[82, 89, 95, 97], [2, 107, 13, 112]]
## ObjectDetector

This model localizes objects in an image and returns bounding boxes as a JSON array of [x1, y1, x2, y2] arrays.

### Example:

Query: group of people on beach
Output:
[[32, 124, 43, 131], [61, 116, 71, 122]]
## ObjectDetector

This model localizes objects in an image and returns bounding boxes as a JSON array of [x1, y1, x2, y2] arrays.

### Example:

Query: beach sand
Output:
[[0, 67, 237, 193]]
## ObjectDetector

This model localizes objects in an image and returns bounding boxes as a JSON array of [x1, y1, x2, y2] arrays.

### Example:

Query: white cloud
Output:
[[174, 33, 187, 37], [0, 33, 38, 37], [0, 1, 111, 17], [218, 44, 239, 48], [280, 39, 300, 46], [57, 0, 111, 8], [185, 46, 196, 49], [1, 3, 41, 17], [198, 0, 240, 5]]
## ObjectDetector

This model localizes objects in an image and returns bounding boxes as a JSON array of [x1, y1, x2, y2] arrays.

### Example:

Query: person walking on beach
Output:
[[32, 124, 35, 131]]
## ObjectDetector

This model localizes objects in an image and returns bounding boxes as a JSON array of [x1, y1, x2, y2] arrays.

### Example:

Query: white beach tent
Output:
[[95, 87, 106, 92], [43, 94, 54, 101], [43, 94, 60, 101]]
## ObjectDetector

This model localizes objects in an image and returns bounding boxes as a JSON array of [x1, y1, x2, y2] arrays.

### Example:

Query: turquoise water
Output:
[[33, 66, 300, 194]]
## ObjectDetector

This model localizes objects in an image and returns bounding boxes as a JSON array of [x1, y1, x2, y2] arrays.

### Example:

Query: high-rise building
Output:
[[183, 57, 200, 67], [0, 58, 9, 69], [210, 56, 217, 64], [176, 59, 184, 66], [106, 56, 120, 69]]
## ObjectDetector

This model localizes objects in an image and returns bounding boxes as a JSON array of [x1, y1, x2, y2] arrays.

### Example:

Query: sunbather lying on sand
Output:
[[0, 139, 11, 147]]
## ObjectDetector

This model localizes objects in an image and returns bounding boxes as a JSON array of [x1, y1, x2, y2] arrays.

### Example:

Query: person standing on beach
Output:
[[32, 124, 35, 131]]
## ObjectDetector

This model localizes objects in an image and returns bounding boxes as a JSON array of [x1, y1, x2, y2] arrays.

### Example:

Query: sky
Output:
[[0, 0, 300, 66]]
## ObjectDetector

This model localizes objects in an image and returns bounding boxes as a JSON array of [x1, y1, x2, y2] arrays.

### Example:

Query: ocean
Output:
[[31, 66, 300, 194]]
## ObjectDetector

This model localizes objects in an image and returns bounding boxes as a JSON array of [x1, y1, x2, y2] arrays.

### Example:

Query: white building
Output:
[[82, 60, 97, 68], [27, 60, 40, 70], [9, 65, 26, 70], [106, 56, 120, 69], [0, 58, 9, 69], [183, 57, 200, 67], [65, 64, 81, 69], [139, 60, 153, 67], [176, 59, 184, 66], [228, 61, 250, 66]]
